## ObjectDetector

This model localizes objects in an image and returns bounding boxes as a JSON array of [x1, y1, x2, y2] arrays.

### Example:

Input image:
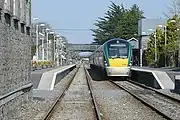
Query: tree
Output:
[[121, 4, 144, 39], [166, 17, 179, 67], [91, 2, 144, 44], [167, 0, 180, 16], [91, 2, 125, 44], [145, 16, 179, 67], [145, 28, 165, 67]]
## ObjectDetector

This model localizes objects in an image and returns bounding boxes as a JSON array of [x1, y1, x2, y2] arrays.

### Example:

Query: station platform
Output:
[[31, 64, 76, 90], [131, 67, 178, 89]]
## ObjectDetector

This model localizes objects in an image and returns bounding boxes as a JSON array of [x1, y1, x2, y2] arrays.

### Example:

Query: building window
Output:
[[26, 27, 30, 35], [14, 19, 19, 30], [20, 23, 25, 33], [4, 13, 11, 26]]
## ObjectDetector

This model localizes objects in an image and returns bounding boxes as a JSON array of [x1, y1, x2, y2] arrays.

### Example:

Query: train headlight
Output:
[[129, 61, 132, 66], [104, 61, 108, 66]]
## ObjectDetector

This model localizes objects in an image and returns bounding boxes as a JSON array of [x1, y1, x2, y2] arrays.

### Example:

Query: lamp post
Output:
[[60, 38, 64, 66], [33, 18, 39, 61], [49, 31, 55, 61], [42, 33, 45, 61], [41, 31, 45, 61], [39, 24, 45, 61], [45, 28, 50, 60], [57, 36, 65, 66], [165, 26, 167, 67], [54, 34, 56, 62], [169, 19, 180, 67], [157, 24, 167, 67], [148, 28, 157, 62], [139, 32, 146, 67], [155, 31, 157, 62], [56, 35, 60, 66]]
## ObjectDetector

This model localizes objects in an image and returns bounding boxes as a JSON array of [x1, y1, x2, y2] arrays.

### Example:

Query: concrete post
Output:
[[164, 26, 167, 67], [56, 37, 60, 66], [36, 24, 39, 61], [138, 19, 143, 67], [42, 30, 45, 61], [54, 36, 56, 61], [60, 41, 63, 66], [154, 31, 157, 62], [47, 32, 49, 60], [178, 28, 180, 67]]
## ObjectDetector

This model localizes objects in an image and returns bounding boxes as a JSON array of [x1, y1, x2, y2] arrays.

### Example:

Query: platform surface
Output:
[[37, 64, 76, 90], [31, 66, 64, 89], [31, 64, 75, 90]]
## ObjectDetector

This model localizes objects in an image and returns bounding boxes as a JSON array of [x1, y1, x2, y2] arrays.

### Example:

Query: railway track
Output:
[[84, 65, 102, 120], [84, 65, 166, 120], [41, 65, 101, 120], [41, 64, 180, 120], [41, 67, 79, 120], [110, 80, 180, 120]]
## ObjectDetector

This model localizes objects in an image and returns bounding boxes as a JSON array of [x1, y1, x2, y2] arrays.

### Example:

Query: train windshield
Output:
[[108, 43, 128, 58]]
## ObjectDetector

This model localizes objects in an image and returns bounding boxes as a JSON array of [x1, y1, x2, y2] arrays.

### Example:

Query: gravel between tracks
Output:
[[115, 81, 180, 120], [138, 93, 180, 119], [49, 66, 96, 120], [88, 68, 166, 120], [157, 89, 180, 101], [11, 68, 78, 120]]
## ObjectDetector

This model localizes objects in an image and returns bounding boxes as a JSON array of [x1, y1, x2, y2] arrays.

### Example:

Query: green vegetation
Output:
[[91, 0, 180, 68], [31, 60, 55, 69], [145, 16, 179, 67], [91, 2, 144, 44]]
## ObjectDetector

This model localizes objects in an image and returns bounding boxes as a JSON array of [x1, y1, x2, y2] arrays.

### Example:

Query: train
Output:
[[89, 38, 133, 77]]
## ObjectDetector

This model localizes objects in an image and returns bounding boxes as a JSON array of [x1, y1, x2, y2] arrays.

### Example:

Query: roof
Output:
[[103, 38, 129, 45]]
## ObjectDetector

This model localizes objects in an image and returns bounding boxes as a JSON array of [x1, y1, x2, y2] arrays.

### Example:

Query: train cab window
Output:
[[108, 43, 128, 58]]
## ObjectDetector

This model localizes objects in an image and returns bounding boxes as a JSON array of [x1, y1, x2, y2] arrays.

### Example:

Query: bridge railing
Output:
[[67, 44, 100, 51]]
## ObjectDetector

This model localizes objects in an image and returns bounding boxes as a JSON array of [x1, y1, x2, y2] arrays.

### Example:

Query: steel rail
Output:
[[109, 79, 173, 120], [41, 66, 80, 120], [127, 79, 180, 104], [84, 65, 102, 120]]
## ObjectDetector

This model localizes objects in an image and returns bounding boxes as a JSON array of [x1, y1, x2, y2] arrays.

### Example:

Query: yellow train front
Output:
[[89, 38, 132, 77]]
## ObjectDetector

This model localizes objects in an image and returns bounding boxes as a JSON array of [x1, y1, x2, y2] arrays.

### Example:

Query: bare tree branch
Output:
[[168, 0, 180, 16], [162, 12, 171, 19]]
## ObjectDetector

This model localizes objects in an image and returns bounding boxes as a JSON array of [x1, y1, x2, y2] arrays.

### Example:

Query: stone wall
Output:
[[0, 91, 32, 119], [0, 22, 31, 95], [0, 0, 32, 119]]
